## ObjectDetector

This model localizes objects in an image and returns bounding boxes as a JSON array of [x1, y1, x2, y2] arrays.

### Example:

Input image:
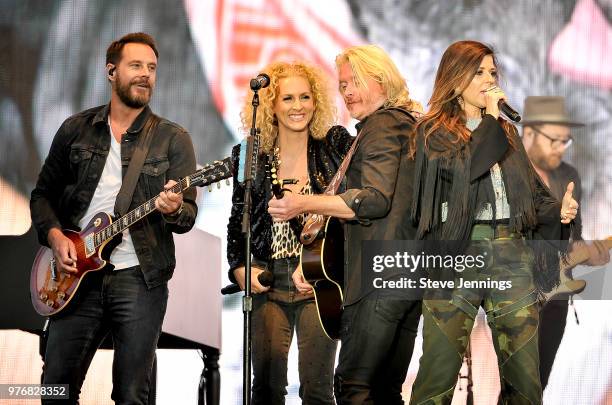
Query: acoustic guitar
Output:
[[30, 158, 232, 316], [299, 214, 344, 340]]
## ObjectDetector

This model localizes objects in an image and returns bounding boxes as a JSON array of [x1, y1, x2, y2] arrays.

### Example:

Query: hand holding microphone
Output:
[[221, 266, 273, 295], [484, 86, 505, 119], [484, 86, 521, 122]]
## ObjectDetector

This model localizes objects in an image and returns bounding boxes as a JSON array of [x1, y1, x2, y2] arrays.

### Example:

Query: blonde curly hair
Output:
[[335, 44, 423, 113], [240, 61, 336, 154]]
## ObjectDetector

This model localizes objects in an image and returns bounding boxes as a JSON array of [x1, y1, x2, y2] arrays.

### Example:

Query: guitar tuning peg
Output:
[[208, 185, 212, 192], [217, 182, 221, 189], [225, 179, 230, 186]]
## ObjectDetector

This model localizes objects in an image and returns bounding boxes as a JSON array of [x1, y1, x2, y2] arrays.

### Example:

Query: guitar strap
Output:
[[323, 127, 365, 196], [113, 113, 161, 217]]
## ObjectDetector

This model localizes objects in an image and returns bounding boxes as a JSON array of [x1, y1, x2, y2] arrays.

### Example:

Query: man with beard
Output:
[[521, 96, 609, 390], [30, 32, 197, 404]]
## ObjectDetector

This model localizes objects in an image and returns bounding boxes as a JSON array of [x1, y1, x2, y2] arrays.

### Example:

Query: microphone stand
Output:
[[241, 89, 260, 405]]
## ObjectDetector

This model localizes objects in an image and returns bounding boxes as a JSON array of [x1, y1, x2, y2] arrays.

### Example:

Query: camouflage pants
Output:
[[410, 226, 542, 405]]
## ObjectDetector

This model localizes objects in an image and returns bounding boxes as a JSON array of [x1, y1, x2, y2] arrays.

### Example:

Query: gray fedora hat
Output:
[[520, 96, 584, 127]]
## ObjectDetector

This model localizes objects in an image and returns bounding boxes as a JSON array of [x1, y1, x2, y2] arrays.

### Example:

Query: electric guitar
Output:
[[545, 236, 612, 301], [30, 158, 233, 316]]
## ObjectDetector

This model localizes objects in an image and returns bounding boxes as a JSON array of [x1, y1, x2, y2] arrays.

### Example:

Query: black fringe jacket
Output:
[[410, 114, 576, 292]]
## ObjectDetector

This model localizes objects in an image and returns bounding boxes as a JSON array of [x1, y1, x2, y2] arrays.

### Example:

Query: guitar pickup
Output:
[[84, 234, 95, 257]]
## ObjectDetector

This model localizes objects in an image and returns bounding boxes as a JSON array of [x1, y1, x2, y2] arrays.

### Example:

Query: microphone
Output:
[[498, 100, 521, 123], [220, 270, 274, 295], [250, 73, 271, 91]]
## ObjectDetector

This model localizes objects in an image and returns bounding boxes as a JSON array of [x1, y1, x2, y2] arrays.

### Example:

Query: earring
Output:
[[456, 95, 464, 109]]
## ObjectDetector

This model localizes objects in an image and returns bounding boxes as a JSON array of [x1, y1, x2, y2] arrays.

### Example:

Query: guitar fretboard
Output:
[[91, 157, 232, 248], [93, 176, 192, 248]]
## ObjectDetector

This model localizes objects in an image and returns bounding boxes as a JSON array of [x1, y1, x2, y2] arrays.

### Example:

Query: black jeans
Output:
[[538, 298, 569, 389], [334, 293, 421, 405], [252, 257, 337, 405], [42, 266, 168, 404]]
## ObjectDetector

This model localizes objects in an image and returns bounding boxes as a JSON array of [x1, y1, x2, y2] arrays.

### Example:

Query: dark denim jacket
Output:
[[30, 104, 197, 288]]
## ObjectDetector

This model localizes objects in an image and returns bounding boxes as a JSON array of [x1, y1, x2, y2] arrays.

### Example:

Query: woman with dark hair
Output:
[[226, 60, 352, 405], [409, 41, 578, 404]]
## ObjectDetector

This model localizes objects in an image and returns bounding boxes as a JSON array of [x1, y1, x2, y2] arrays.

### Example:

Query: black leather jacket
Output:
[[226, 125, 353, 281], [30, 104, 198, 288]]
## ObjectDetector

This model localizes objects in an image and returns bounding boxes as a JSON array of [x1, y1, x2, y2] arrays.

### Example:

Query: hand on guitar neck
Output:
[[565, 238, 612, 270], [269, 183, 306, 222], [154, 180, 183, 216], [579, 240, 611, 267]]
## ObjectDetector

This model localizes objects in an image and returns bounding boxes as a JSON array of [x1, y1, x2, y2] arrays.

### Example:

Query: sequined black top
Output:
[[226, 125, 353, 282]]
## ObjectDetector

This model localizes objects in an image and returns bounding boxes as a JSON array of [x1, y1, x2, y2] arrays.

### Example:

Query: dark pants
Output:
[[42, 266, 168, 405], [538, 298, 569, 389], [252, 257, 337, 405], [334, 293, 422, 405]]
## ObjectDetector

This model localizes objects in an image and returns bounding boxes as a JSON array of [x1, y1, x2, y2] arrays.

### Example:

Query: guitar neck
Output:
[[93, 175, 193, 248]]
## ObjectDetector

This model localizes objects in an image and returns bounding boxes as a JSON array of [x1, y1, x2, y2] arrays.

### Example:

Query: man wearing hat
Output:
[[521, 96, 610, 389], [522, 96, 583, 200]]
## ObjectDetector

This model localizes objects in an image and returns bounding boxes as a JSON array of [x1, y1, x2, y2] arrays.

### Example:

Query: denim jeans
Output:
[[42, 266, 168, 404], [334, 292, 422, 405], [251, 257, 338, 405]]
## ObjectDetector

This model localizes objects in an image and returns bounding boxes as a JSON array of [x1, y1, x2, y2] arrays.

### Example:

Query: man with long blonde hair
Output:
[[269, 44, 422, 404]]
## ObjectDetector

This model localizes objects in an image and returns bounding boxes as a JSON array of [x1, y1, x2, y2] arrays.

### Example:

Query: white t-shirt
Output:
[[78, 121, 139, 270]]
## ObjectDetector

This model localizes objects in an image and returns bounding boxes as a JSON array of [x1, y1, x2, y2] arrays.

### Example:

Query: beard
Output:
[[530, 141, 563, 171], [115, 73, 153, 108]]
